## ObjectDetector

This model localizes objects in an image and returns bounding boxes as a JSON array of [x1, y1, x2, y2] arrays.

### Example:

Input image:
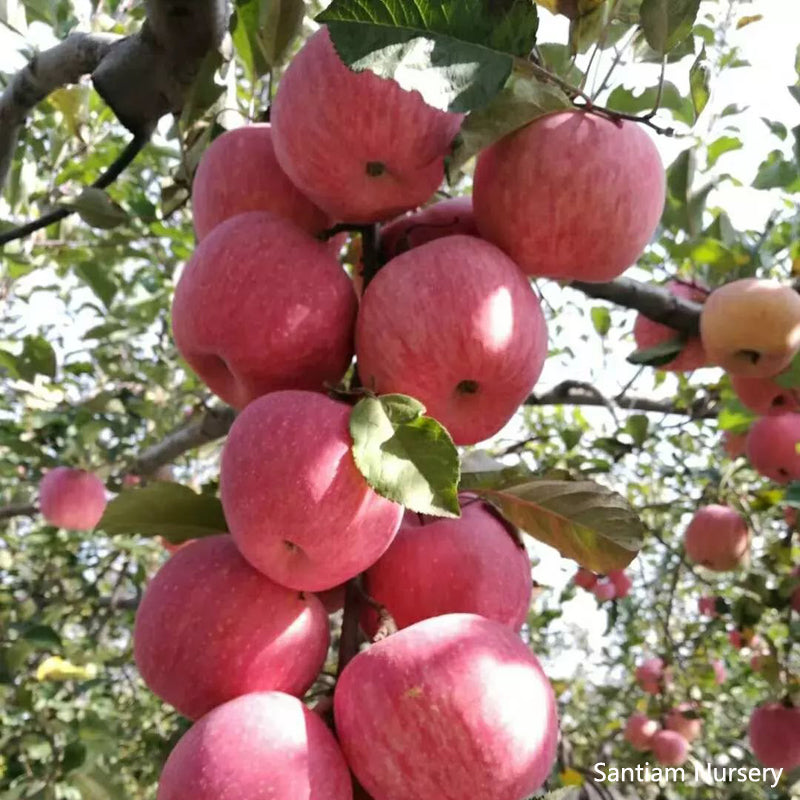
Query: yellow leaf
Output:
[[736, 14, 763, 29], [560, 768, 584, 786], [36, 655, 98, 682]]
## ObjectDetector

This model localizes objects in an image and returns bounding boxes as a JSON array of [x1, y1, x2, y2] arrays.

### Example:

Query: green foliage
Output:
[[98, 482, 228, 542], [349, 394, 461, 517], [318, 0, 540, 112], [639, 0, 701, 54]]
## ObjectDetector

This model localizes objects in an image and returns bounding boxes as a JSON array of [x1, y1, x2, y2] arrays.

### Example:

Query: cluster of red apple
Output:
[[573, 566, 632, 603]]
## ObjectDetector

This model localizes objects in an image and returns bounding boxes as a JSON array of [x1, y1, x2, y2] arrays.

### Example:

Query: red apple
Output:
[[635, 657, 666, 695], [732, 373, 800, 415], [666, 703, 702, 743], [473, 110, 664, 281], [379, 196, 477, 260], [749, 702, 800, 771], [711, 659, 727, 684], [134, 536, 329, 719], [191, 124, 329, 241], [271, 28, 463, 223], [786, 507, 798, 527], [356, 235, 548, 445], [362, 497, 532, 635], [729, 629, 743, 650], [592, 579, 616, 602], [746, 413, 800, 483], [697, 596, 719, 617], [651, 730, 690, 766], [38, 467, 106, 531], [157, 692, 353, 800], [683, 504, 750, 571], [624, 713, 658, 751], [632, 282, 707, 372], [220, 391, 403, 591], [607, 569, 632, 599], [573, 567, 598, 590], [722, 430, 748, 459], [317, 583, 347, 615], [171, 211, 357, 409], [334, 613, 558, 800]]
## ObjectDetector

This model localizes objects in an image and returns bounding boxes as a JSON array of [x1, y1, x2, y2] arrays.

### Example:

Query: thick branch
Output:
[[571, 277, 702, 336], [526, 380, 718, 419], [132, 404, 235, 476], [0, 502, 37, 521], [0, 33, 118, 187]]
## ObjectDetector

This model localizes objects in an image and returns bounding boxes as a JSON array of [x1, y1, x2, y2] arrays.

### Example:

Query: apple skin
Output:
[[362, 498, 532, 635], [573, 567, 598, 590], [700, 279, 800, 377], [697, 596, 719, 617], [683, 504, 750, 572], [624, 713, 658, 751], [666, 704, 702, 743], [191, 124, 329, 241], [271, 28, 463, 224], [651, 730, 690, 766], [711, 659, 727, 684], [473, 110, 665, 282], [134, 536, 329, 720], [220, 390, 403, 591], [632, 282, 707, 372], [746, 413, 800, 484], [379, 197, 477, 260], [356, 235, 548, 445], [317, 583, 347, 615], [38, 467, 106, 531], [157, 692, 353, 800], [171, 211, 357, 410], [607, 569, 632, 599], [722, 430, 748, 459], [749, 703, 800, 771], [635, 657, 666, 695], [334, 613, 558, 800], [731, 373, 800, 415], [592, 580, 616, 602]]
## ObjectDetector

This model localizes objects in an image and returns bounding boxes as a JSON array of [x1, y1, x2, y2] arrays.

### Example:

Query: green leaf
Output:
[[626, 414, 649, 447], [464, 478, 643, 572], [606, 81, 693, 124], [63, 187, 128, 230], [61, 741, 87, 773], [753, 151, 800, 191], [775, 352, 800, 388], [70, 766, 125, 800], [626, 336, 686, 366], [97, 482, 228, 543], [717, 400, 756, 434], [639, 0, 701, 54], [590, 306, 611, 336], [74, 262, 117, 309], [259, 0, 305, 66], [318, 0, 540, 113], [706, 135, 742, 168], [349, 394, 460, 517], [17, 335, 56, 382], [21, 624, 62, 649], [689, 46, 710, 118], [447, 75, 571, 177]]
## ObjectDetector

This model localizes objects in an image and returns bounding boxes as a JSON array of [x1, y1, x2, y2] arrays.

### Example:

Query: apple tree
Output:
[[0, 0, 799, 797]]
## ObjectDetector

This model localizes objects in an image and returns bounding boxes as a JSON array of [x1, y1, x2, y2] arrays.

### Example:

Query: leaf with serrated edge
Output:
[[447, 76, 570, 177], [318, 0, 540, 113], [350, 394, 460, 517], [471, 479, 642, 572], [98, 482, 227, 542]]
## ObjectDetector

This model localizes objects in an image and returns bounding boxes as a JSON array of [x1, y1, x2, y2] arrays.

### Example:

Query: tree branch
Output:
[[525, 380, 718, 418], [571, 277, 702, 336], [0, 502, 37, 521], [0, 0, 228, 239], [0, 32, 119, 189], [132, 404, 236, 476]]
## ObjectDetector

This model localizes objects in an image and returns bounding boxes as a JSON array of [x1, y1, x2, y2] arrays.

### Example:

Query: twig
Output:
[[337, 579, 363, 677], [0, 502, 37, 521], [0, 132, 149, 247]]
